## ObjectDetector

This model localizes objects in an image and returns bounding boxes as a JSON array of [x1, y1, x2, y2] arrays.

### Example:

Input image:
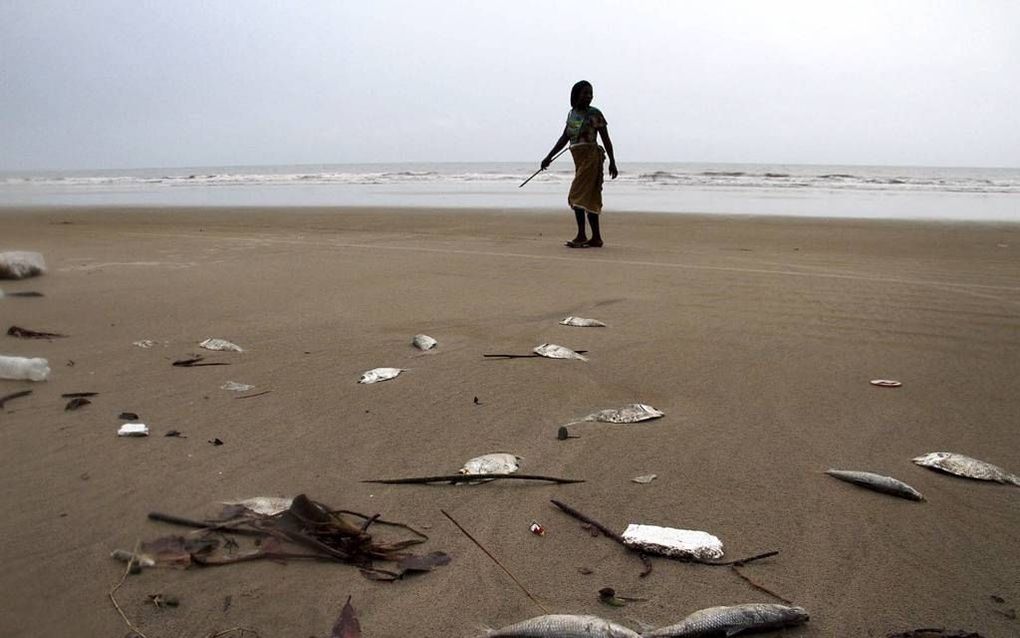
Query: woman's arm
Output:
[[542, 127, 570, 170], [599, 127, 618, 179]]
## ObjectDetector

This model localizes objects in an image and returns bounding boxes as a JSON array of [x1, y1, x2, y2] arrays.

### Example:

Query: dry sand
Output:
[[1, 206, 1018, 637]]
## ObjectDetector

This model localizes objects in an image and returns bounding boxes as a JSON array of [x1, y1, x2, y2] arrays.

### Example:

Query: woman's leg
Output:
[[586, 212, 602, 247], [572, 207, 587, 243]]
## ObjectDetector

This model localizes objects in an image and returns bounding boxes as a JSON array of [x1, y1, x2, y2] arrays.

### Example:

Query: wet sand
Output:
[[1, 206, 1018, 637]]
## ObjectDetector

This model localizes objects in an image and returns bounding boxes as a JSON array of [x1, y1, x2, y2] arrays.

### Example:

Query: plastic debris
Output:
[[412, 334, 438, 350], [222, 496, 294, 516], [0, 355, 50, 381], [631, 474, 657, 484], [560, 316, 607, 327], [199, 338, 244, 352], [133, 340, 157, 348], [529, 521, 546, 536], [533, 343, 588, 361], [621, 524, 724, 560], [358, 367, 403, 384], [870, 379, 902, 387], [0, 251, 46, 280], [117, 423, 149, 437], [220, 381, 255, 392]]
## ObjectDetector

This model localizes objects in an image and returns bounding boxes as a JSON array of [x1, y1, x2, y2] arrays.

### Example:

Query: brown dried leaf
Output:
[[330, 596, 362, 638], [396, 551, 451, 574]]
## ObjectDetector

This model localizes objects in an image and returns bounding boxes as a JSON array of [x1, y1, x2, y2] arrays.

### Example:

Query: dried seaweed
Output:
[[0, 390, 32, 410], [7, 325, 67, 338], [331, 596, 362, 638], [173, 355, 230, 367]]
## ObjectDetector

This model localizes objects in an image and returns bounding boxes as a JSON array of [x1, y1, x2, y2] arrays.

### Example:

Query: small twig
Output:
[[0, 390, 33, 410], [550, 499, 653, 576], [235, 390, 271, 400], [61, 392, 98, 398], [147, 511, 268, 537], [703, 550, 780, 567], [364, 474, 584, 485], [731, 565, 793, 604], [360, 513, 381, 533], [333, 509, 430, 540], [483, 350, 588, 359], [441, 509, 550, 614], [109, 539, 147, 638]]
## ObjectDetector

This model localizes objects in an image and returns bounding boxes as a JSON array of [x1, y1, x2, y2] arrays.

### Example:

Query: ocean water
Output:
[[1, 162, 1017, 221]]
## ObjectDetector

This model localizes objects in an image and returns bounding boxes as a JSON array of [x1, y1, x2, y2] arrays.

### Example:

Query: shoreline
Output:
[[1, 207, 1017, 637]]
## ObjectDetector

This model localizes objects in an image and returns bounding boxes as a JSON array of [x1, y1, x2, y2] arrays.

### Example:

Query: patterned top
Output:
[[566, 107, 607, 145]]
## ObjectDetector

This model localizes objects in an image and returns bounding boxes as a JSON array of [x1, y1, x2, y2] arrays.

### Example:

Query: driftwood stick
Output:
[[550, 499, 653, 577], [0, 390, 33, 410], [109, 539, 148, 638], [147, 512, 267, 537], [442, 509, 550, 614], [364, 473, 584, 485], [731, 565, 793, 604], [484, 350, 588, 359], [703, 550, 780, 567], [235, 390, 272, 400]]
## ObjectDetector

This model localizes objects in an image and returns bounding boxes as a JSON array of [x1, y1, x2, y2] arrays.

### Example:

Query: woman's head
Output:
[[570, 81, 593, 109]]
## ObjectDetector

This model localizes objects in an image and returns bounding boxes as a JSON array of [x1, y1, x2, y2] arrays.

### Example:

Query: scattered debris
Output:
[[221, 497, 294, 517], [119, 412, 140, 420], [560, 316, 607, 327], [358, 367, 404, 384], [209, 438, 224, 446], [0, 355, 50, 381], [173, 355, 230, 367], [913, 452, 1019, 486], [147, 594, 180, 609], [473, 396, 480, 405], [135, 494, 445, 582], [460, 453, 520, 476], [412, 334, 438, 350], [200, 338, 244, 352], [487, 615, 639, 638], [330, 596, 362, 638], [235, 390, 271, 400], [165, 430, 186, 438], [118, 423, 149, 437], [870, 379, 902, 387], [221, 381, 254, 392], [622, 524, 724, 561], [529, 521, 546, 536], [0, 389, 32, 409], [65, 397, 91, 411], [826, 469, 924, 501], [631, 474, 657, 484], [0, 251, 46, 279], [643, 603, 809, 637], [7, 325, 67, 339], [133, 340, 158, 348]]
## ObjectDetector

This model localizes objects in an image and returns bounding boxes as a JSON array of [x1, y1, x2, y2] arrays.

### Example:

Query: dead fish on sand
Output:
[[826, 469, 925, 501], [358, 367, 404, 384], [199, 338, 244, 352], [412, 334, 438, 350], [581, 404, 664, 424], [222, 496, 293, 516], [534, 343, 588, 361], [560, 316, 607, 328], [486, 614, 640, 638], [912, 452, 1020, 486], [643, 603, 809, 637], [460, 453, 520, 476], [621, 524, 723, 561]]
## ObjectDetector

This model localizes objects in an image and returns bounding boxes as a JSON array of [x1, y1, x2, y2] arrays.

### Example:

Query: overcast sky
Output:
[[2, 1, 1018, 171]]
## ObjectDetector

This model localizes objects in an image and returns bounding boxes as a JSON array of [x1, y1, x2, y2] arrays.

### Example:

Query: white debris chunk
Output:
[[117, 423, 149, 437], [560, 316, 607, 327], [133, 340, 157, 349], [222, 496, 293, 516], [459, 453, 521, 475], [358, 367, 404, 384], [583, 404, 664, 424], [412, 334, 438, 350], [622, 524, 724, 560], [0, 355, 50, 381], [631, 474, 658, 484], [199, 338, 244, 352], [0, 251, 46, 280], [221, 381, 255, 392], [533, 343, 587, 361]]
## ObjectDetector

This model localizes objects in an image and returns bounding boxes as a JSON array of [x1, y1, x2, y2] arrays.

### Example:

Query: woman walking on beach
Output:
[[541, 80, 618, 248]]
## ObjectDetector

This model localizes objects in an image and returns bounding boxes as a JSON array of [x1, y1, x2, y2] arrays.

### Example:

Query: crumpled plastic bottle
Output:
[[0, 355, 50, 381]]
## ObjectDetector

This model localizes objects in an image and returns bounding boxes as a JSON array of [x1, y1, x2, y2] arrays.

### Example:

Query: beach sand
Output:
[[1, 206, 1018, 637]]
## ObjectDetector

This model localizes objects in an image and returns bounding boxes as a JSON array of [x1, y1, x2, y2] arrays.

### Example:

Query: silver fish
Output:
[[460, 453, 520, 475], [487, 614, 640, 637], [583, 404, 664, 424], [825, 469, 925, 501], [560, 316, 607, 328], [199, 337, 244, 352], [412, 334, 438, 350], [644, 603, 809, 637], [912, 452, 1020, 486], [358, 367, 404, 384], [534, 343, 588, 361]]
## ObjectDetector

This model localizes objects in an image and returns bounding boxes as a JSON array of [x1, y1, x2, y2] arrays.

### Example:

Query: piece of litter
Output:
[[621, 524, 724, 560], [581, 404, 664, 424], [0, 355, 50, 381], [533, 343, 588, 361], [117, 423, 149, 437], [199, 338, 244, 352], [870, 379, 902, 387], [412, 334, 438, 350], [165, 430, 186, 438], [0, 251, 46, 280], [459, 453, 520, 475], [221, 381, 255, 392], [560, 316, 607, 328], [65, 397, 91, 411], [209, 438, 224, 446], [631, 474, 657, 484], [222, 496, 294, 516], [529, 521, 546, 536], [133, 340, 157, 348], [358, 367, 403, 384], [119, 412, 140, 420]]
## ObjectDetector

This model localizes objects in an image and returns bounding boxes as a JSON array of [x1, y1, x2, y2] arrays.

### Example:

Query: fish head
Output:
[[788, 606, 810, 624], [912, 452, 948, 465]]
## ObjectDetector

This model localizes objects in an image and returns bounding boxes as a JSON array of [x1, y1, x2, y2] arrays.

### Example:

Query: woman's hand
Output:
[[609, 161, 618, 179]]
